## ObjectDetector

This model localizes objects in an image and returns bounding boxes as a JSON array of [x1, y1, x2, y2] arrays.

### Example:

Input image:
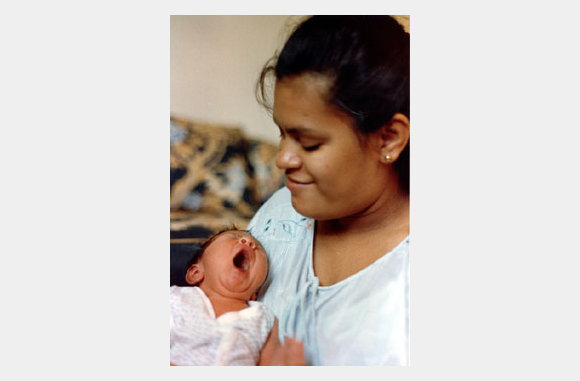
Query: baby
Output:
[[170, 228, 304, 366]]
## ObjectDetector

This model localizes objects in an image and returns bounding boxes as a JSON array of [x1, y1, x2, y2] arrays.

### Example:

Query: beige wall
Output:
[[170, 15, 409, 144], [170, 15, 302, 143]]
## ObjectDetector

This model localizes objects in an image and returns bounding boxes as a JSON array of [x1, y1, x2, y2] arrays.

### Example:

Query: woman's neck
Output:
[[317, 185, 409, 237], [313, 187, 409, 286]]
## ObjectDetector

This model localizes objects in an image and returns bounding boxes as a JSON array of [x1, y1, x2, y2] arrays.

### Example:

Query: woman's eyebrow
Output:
[[274, 121, 319, 137], [273, 116, 313, 134], [287, 127, 317, 135]]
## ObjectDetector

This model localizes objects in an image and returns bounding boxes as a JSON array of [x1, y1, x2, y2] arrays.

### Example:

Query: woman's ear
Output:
[[378, 113, 410, 163], [185, 264, 204, 286]]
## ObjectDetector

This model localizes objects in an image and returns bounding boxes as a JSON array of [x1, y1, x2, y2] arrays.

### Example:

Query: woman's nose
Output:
[[276, 143, 301, 170]]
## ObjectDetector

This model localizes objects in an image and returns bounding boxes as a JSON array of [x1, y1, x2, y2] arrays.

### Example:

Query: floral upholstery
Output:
[[170, 116, 284, 242]]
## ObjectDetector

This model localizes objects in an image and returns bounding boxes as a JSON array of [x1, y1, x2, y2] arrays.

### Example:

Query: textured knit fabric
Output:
[[169, 286, 275, 365], [247, 187, 409, 365]]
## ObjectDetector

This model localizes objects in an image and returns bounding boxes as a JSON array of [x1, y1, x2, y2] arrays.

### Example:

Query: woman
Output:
[[248, 15, 410, 365]]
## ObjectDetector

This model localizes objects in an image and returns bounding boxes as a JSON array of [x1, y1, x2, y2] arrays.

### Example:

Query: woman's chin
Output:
[[291, 199, 332, 220]]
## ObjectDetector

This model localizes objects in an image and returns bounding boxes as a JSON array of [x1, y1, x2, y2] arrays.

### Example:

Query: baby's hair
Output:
[[185, 225, 240, 270]]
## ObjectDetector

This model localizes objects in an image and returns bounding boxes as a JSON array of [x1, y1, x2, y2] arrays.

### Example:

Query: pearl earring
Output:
[[385, 154, 392, 162]]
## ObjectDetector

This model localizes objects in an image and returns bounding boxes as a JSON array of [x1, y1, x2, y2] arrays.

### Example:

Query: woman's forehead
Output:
[[274, 73, 332, 108], [274, 78, 344, 128]]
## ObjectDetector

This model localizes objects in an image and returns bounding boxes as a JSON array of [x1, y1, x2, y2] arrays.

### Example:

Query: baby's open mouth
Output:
[[233, 249, 250, 271]]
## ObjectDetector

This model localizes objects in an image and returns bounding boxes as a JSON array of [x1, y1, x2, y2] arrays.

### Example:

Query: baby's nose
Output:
[[239, 235, 255, 248]]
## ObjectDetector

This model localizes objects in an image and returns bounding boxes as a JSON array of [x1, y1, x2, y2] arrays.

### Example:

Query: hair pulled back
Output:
[[257, 15, 410, 192]]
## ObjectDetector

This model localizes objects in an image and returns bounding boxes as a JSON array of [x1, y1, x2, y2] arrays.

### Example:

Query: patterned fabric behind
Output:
[[170, 116, 284, 241]]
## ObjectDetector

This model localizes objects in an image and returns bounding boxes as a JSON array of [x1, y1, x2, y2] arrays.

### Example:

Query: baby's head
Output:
[[185, 228, 268, 301]]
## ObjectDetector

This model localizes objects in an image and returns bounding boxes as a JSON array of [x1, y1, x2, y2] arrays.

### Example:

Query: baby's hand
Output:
[[259, 319, 306, 366], [269, 337, 305, 366]]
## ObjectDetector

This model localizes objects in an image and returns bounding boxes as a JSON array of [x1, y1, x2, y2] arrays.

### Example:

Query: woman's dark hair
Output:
[[257, 15, 409, 192]]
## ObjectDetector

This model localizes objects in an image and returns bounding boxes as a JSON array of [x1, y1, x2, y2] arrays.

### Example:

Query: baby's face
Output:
[[199, 231, 268, 299]]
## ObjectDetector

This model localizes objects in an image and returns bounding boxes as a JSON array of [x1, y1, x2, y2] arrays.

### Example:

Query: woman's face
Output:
[[273, 73, 387, 220]]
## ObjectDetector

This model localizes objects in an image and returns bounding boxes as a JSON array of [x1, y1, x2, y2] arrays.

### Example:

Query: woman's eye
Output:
[[302, 144, 320, 152]]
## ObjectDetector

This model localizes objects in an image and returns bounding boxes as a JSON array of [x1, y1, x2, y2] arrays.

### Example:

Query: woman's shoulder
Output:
[[260, 186, 293, 210], [248, 187, 313, 246], [248, 187, 304, 227]]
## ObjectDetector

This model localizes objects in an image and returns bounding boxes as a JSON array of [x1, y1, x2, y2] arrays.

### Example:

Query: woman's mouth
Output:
[[286, 177, 313, 191]]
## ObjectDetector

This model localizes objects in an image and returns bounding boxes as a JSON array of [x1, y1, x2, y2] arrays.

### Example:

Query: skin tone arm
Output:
[[259, 319, 306, 366]]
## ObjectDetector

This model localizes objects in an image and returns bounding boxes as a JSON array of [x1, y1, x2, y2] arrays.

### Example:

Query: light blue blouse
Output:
[[247, 187, 409, 366]]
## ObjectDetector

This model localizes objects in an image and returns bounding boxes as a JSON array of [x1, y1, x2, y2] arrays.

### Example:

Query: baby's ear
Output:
[[185, 264, 204, 286]]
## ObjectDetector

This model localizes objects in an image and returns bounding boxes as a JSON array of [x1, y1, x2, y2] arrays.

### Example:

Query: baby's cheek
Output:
[[222, 272, 246, 293]]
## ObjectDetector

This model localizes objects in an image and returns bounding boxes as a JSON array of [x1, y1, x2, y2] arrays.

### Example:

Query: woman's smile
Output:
[[285, 176, 314, 191]]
